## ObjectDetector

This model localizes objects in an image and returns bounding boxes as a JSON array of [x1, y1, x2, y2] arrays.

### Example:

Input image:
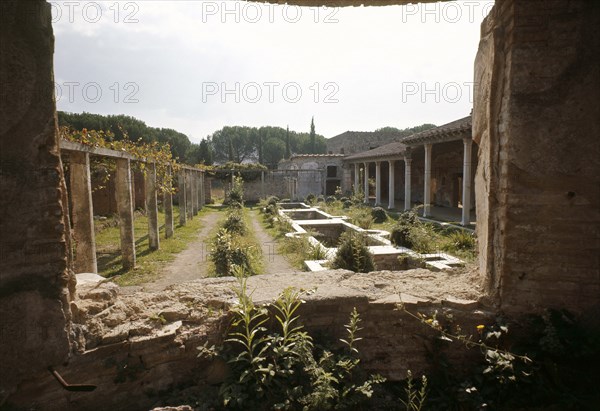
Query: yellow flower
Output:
[[476, 325, 485, 332]]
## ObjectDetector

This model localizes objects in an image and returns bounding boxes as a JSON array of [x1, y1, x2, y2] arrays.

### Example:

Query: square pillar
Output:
[[191, 170, 198, 215], [375, 161, 382, 206], [178, 170, 187, 226], [423, 144, 432, 217], [164, 165, 174, 238], [363, 162, 370, 204], [388, 160, 395, 210], [69, 151, 97, 273], [115, 158, 136, 270], [185, 169, 193, 220], [145, 162, 160, 251], [354, 163, 360, 194], [404, 156, 412, 211], [461, 138, 473, 226]]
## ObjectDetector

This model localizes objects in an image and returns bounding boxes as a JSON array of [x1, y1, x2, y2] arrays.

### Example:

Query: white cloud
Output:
[[53, 1, 492, 142]]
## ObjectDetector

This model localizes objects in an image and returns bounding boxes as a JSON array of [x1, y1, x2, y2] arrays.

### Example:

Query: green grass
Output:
[[95, 205, 211, 286]]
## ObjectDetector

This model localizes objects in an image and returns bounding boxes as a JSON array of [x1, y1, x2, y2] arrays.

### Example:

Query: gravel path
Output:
[[144, 209, 223, 292], [248, 209, 301, 275]]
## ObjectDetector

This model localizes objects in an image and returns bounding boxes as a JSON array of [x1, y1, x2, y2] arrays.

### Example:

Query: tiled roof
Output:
[[343, 141, 408, 161], [343, 115, 472, 162], [327, 130, 406, 142], [290, 154, 345, 159], [401, 116, 471, 145]]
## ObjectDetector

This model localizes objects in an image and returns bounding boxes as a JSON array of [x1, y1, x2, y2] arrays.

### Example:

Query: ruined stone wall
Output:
[[0, 0, 72, 398], [6, 272, 488, 410], [474, 0, 600, 315]]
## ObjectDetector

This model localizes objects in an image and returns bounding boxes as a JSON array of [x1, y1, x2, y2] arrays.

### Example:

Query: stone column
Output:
[[375, 161, 382, 206], [423, 144, 432, 217], [69, 151, 97, 273], [115, 158, 136, 269], [388, 160, 395, 210], [185, 169, 193, 220], [198, 171, 204, 209], [178, 170, 187, 226], [191, 170, 198, 215], [164, 165, 174, 239], [461, 138, 473, 226], [404, 156, 412, 211], [200, 171, 206, 207], [145, 162, 160, 251], [354, 163, 360, 194], [363, 162, 370, 204]]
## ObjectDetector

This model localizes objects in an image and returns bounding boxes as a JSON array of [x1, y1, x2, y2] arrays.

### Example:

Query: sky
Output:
[[51, 0, 493, 143]]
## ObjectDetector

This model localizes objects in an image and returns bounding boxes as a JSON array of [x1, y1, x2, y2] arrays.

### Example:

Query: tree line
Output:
[[58, 111, 437, 168], [57, 111, 327, 168]]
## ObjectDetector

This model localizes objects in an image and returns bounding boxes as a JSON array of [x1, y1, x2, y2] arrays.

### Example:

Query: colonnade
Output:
[[350, 137, 473, 226], [61, 140, 205, 273]]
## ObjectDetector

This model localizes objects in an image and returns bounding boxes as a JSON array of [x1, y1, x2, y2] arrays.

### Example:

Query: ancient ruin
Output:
[[1, 0, 599, 409]]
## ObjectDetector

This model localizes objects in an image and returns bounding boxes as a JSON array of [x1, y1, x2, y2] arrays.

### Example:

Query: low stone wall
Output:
[[6, 269, 487, 410]]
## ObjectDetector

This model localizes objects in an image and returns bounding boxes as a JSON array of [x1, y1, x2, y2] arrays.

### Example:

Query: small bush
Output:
[[224, 175, 244, 207], [266, 195, 279, 206], [332, 231, 375, 273], [325, 195, 336, 204], [263, 203, 278, 217], [342, 200, 353, 209], [371, 206, 388, 223], [339, 197, 349, 202], [316, 195, 325, 203], [222, 210, 246, 235], [305, 193, 316, 204], [391, 225, 413, 248]]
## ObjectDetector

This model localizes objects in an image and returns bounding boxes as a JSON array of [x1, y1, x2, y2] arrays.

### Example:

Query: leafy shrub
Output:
[[211, 274, 385, 410], [332, 231, 375, 273], [225, 175, 244, 207], [266, 195, 279, 206], [371, 207, 388, 223], [325, 195, 336, 204], [210, 228, 258, 276], [316, 195, 325, 203], [339, 197, 349, 203], [342, 200, 353, 209], [263, 203, 278, 217], [390, 209, 421, 248], [305, 193, 316, 204], [222, 210, 246, 236]]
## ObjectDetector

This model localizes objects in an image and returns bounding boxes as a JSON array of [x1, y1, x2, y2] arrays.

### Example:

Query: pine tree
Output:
[[258, 130, 264, 164], [310, 117, 316, 154], [228, 137, 234, 162], [285, 125, 291, 159]]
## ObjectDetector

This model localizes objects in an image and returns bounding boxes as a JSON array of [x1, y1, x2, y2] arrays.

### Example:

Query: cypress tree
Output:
[[285, 125, 291, 159], [310, 117, 316, 154]]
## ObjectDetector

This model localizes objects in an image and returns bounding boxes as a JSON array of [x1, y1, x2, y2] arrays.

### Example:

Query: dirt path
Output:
[[144, 208, 223, 292], [249, 209, 301, 275]]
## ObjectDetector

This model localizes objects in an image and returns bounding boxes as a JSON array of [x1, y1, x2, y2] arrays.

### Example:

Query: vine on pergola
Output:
[[60, 126, 183, 194]]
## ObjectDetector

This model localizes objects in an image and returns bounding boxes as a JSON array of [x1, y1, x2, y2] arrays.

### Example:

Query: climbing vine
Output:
[[60, 126, 184, 193]]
